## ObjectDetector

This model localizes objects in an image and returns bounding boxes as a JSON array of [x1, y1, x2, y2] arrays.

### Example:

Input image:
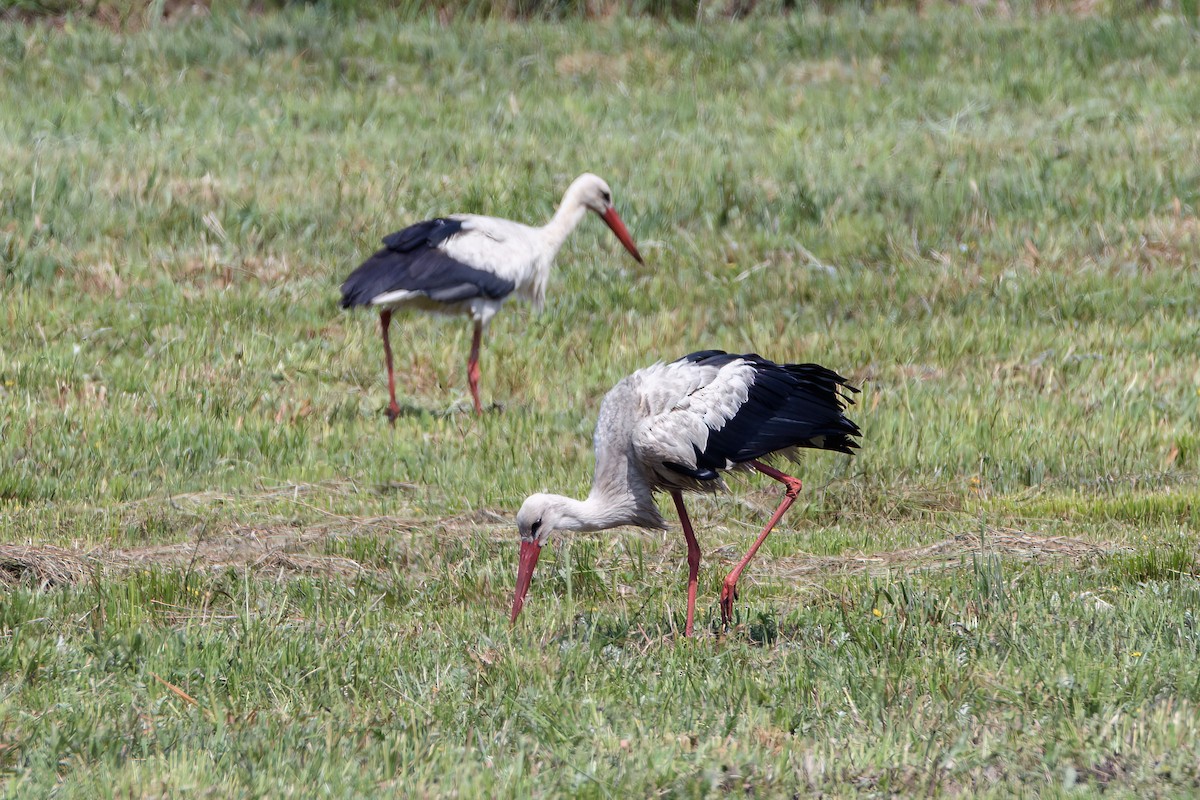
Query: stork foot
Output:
[[386, 404, 402, 424], [718, 580, 740, 628], [450, 400, 506, 416]]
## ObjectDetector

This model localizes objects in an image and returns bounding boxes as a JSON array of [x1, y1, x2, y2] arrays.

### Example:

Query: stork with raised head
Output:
[[510, 350, 861, 636], [341, 173, 644, 420]]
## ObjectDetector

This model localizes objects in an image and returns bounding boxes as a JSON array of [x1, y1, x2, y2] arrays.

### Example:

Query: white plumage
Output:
[[632, 357, 758, 482], [341, 173, 643, 418], [511, 350, 861, 636]]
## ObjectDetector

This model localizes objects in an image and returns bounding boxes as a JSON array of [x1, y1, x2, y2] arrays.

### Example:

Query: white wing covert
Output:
[[631, 358, 756, 482], [440, 215, 541, 286]]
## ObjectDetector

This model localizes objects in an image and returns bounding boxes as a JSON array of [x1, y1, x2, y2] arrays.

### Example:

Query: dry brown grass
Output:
[[0, 516, 1116, 592], [769, 527, 1114, 581], [0, 544, 90, 589]]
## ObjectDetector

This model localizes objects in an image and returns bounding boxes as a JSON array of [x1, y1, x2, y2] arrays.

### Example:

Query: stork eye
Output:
[[601, 190, 611, 204], [530, 519, 542, 535]]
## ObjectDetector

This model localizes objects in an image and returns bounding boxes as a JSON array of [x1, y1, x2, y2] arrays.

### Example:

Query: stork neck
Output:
[[540, 494, 636, 533], [586, 460, 666, 531], [581, 380, 668, 531], [539, 193, 589, 256]]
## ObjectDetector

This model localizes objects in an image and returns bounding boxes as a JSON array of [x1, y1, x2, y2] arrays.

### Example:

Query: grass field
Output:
[[2, 4, 1200, 796]]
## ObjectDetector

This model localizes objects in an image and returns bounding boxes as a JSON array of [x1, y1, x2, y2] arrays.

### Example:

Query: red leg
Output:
[[671, 491, 702, 637], [718, 460, 803, 628], [379, 310, 401, 423], [467, 320, 484, 415]]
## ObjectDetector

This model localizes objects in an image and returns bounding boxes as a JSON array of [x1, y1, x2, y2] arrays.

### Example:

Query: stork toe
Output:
[[719, 580, 739, 627]]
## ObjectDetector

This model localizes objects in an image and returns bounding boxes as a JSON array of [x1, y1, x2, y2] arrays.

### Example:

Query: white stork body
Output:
[[341, 173, 643, 418], [364, 216, 545, 326], [511, 350, 861, 636]]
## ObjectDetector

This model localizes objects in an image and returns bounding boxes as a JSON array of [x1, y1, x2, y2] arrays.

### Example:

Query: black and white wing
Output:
[[632, 350, 860, 490], [340, 217, 520, 309]]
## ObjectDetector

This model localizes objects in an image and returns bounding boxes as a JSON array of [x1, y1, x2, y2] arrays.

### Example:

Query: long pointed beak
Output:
[[601, 207, 644, 265], [510, 540, 543, 624]]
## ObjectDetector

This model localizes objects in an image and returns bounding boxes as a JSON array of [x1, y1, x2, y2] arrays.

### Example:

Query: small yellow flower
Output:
[[872, 608, 883, 618], [1131, 651, 1143, 658]]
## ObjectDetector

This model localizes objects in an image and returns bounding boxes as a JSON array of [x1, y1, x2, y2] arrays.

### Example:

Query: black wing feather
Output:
[[340, 218, 516, 309], [664, 461, 721, 482], [380, 218, 465, 251], [676, 350, 861, 470]]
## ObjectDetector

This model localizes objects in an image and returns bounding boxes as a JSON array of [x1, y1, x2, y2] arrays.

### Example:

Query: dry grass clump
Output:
[[0, 544, 89, 589]]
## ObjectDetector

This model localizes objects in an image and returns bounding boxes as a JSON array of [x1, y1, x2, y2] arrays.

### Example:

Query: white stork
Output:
[[341, 173, 643, 419], [510, 350, 861, 636]]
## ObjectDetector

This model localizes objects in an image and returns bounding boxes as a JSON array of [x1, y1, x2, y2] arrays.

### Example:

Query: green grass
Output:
[[2, 4, 1200, 796]]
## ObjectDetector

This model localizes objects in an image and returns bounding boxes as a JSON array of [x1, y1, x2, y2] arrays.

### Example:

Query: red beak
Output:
[[601, 207, 644, 265], [510, 540, 543, 624]]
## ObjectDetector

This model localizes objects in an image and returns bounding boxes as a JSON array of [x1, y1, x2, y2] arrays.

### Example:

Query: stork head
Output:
[[510, 492, 570, 625], [569, 173, 644, 265]]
